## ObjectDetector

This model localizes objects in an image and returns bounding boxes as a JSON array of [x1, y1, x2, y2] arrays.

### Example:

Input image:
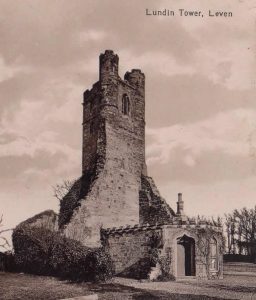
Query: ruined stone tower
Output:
[[17, 50, 224, 280], [60, 50, 175, 247]]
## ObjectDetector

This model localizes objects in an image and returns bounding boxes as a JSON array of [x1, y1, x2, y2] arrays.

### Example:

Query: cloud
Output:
[[0, 94, 82, 190], [160, 176, 256, 218], [78, 30, 107, 43], [117, 50, 195, 78], [0, 56, 30, 83], [0, 150, 66, 179], [146, 109, 256, 182], [145, 72, 254, 128]]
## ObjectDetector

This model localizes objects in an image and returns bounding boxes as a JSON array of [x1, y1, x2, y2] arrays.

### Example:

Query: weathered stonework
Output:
[[18, 50, 224, 280], [60, 50, 174, 247], [102, 222, 224, 279], [102, 225, 162, 276], [58, 50, 224, 279]]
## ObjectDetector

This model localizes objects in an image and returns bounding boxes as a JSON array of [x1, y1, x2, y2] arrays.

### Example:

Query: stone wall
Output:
[[16, 50, 224, 281], [102, 223, 223, 280], [162, 224, 223, 279], [102, 224, 163, 278], [61, 50, 148, 247]]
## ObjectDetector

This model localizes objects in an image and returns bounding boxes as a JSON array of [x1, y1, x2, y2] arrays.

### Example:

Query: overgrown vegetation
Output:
[[56, 178, 83, 229], [0, 215, 15, 272], [148, 231, 175, 281], [0, 251, 15, 272], [12, 226, 113, 282], [195, 227, 225, 279], [0, 214, 12, 251], [56, 171, 96, 229], [188, 215, 223, 227]]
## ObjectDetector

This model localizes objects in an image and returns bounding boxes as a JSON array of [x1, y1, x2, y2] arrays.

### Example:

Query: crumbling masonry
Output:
[[58, 50, 224, 279], [21, 50, 224, 279], [60, 50, 175, 247]]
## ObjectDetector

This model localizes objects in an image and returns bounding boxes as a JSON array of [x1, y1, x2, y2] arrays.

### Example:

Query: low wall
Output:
[[101, 224, 162, 278]]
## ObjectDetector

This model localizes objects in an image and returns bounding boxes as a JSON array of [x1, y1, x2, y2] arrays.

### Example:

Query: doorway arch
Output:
[[176, 235, 196, 276]]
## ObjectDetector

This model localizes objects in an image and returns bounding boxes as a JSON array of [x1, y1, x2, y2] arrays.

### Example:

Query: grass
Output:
[[0, 272, 255, 300]]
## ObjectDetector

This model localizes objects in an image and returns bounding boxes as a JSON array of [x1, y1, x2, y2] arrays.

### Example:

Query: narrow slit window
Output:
[[90, 121, 94, 134], [122, 94, 130, 115]]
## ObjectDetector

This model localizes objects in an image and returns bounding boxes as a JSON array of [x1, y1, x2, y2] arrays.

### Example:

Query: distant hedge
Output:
[[0, 251, 16, 272], [12, 226, 113, 282], [224, 254, 253, 263]]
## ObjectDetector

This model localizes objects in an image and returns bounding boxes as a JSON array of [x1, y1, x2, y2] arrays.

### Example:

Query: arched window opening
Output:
[[122, 94, 130, 115], [210, 238, 218, 271]]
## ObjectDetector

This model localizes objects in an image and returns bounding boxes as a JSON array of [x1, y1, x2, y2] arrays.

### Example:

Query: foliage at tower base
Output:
[[12, 226, 113, 282]]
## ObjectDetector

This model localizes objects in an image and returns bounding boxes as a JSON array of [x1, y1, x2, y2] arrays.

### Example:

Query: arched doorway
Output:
[[177, 235, 196, 276]]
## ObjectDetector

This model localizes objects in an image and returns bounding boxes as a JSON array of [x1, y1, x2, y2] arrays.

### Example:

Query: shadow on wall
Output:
[[118, 257, 153, 279]]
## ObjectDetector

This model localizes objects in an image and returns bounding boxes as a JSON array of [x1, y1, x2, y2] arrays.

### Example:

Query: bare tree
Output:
[[230, 216, 236, 254], [225, 214, 231, 254], [233, 206, 256, 256], [196, 215, 222, 227], [237, 222, 243, 255], [0, 215, 12, 251], [53, 179, 76, 202], [224, 213, 238, 254], [224, 206, 256, 259]]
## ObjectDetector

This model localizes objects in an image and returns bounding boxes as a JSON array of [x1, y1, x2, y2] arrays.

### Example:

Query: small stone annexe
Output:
[[18, 50, 224, 280], [102, 221, 223, 279]]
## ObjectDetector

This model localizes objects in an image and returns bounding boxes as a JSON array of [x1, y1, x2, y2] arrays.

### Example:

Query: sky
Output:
[[0, 0, 255, 247]]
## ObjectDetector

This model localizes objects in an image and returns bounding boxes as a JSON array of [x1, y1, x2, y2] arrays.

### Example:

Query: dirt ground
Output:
[[0, 272, 255, 300], [115, 276, 256, 300]]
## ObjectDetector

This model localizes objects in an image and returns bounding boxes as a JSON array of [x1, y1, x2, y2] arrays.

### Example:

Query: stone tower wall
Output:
[[62, 51, 147, 247]]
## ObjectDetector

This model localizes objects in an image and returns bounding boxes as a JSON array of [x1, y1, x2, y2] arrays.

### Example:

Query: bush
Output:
[[119, 257, 152, 279], [50, 235, 90, 279], [224, 254, 252, 263], [12, 226, 113, 281], [50, 236, 113, 282], [13, 226, 54, 275], [156, 255, 175, 282], [0, 251, 16, 272], [82, 248, 114, 282]]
